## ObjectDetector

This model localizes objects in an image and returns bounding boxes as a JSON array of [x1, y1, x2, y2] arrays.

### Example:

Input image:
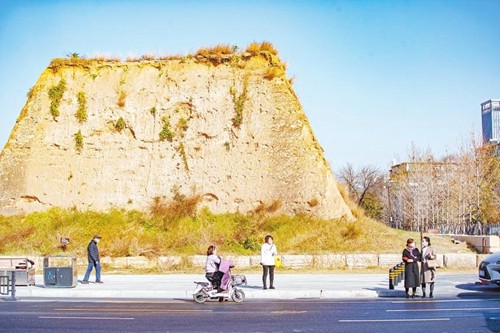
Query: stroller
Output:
[[193, 259, 246, 303]]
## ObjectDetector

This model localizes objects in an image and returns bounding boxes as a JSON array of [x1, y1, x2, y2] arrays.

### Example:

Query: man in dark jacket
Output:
[[82, 235, 103, 284]]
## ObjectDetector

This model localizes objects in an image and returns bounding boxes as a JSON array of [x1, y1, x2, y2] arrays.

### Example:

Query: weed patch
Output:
[[48, 79, 66, 120], [159, 117, 174, 142], [76, 91, 88, 123], [115, 117, 126, 132], [74, 130, 83, 152], [230, 78, 248, 128]]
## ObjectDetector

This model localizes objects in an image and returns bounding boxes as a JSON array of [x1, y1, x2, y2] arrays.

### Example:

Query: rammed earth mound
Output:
[[0, 42, 352, 220]]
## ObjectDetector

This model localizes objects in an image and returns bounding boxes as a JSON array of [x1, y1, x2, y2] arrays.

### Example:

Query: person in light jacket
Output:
[[402, 238, 420, 298], [205, 245, 223, 290], [260, 235, 277, 290], [421, 236, 437, 298]]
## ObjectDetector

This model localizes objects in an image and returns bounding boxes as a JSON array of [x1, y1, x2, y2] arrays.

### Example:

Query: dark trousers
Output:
[[206, 272, 223, 288], [262, 265, 275, 287], [422, 282, 435, 293]]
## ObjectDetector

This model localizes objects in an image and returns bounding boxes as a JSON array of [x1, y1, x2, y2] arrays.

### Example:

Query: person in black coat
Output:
[[82, 235, 103, 284], [402, 238, 420, 298]]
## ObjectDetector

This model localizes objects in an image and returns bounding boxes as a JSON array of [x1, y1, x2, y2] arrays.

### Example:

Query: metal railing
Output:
[[0, 272, 17, 300], [392, 222, 500, 236]]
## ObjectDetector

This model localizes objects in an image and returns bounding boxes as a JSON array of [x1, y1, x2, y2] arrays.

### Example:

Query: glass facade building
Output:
[[481, 99, 500, 144]]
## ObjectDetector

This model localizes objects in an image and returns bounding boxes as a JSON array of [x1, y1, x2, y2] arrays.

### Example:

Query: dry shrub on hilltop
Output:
[[245, 41, 278, 55]]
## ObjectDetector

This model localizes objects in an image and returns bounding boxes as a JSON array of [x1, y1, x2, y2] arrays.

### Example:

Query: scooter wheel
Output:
[[231, 289, 245, 303], [193, 292, 208, 304]]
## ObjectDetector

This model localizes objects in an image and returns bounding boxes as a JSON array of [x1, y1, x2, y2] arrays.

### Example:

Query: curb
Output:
[[9, 287, 405, 300]]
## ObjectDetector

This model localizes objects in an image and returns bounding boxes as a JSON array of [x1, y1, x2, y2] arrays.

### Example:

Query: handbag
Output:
[[274, 256, 283, 268], [426, 259, 437, 268]]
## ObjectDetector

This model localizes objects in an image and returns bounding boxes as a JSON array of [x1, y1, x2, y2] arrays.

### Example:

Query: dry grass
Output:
[[117, 90, 127, 108], [253, 199, 282, 214], [195, 44, 235, 66], [151, 195, 200, 221], [245, 42, 261, 55], [264, 67, 280, 80], [0, 158, 473, 260], [47, 42, 282, 73], [196, 44, 233, 57], [158, 53, 184, 61], [140, 54, 156, 61], [245, 41, 278, 55], [0, 206, 473, 259], [126, 56, 140, 62], [260, 41, 278, 55]]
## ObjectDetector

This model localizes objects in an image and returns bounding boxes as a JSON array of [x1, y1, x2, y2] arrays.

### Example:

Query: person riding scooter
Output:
[[205, 245, 223, 290]]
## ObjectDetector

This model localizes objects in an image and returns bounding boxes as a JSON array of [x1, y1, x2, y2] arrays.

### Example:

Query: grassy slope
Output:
[[0, 205, 473, 260]]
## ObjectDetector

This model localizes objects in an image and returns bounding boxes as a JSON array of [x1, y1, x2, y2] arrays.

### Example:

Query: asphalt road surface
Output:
[[1, 296, 500, 333]]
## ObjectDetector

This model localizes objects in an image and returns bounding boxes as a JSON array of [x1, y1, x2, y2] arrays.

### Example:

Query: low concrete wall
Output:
[[346, 254, 378, 268], [443, 253, 477, 268], [450, 235, 500, 254], [311, 254, 346, 268], [23, 252, 489, 272]]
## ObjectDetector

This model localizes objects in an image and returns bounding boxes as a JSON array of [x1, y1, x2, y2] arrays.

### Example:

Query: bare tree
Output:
[[387, 135, 500, 233], [337, 163, 385, 219]]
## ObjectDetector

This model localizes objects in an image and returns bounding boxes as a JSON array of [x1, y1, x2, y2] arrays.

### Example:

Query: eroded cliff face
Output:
[[0, 51, 352, 220]]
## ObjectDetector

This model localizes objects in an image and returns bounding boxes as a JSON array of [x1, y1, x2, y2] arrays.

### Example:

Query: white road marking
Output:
[[387, 307, 500, 312], [339, 318, 450, 323], [54, 308, 212, 313], [391, 299, 500, 304], [39, 316, 134, 320]]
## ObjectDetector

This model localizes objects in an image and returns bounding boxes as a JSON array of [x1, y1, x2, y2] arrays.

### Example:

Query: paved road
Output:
[[1, 297, 499, 332]]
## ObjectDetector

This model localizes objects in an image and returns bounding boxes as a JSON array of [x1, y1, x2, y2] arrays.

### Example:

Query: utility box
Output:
[[43, 256, 78, 288]]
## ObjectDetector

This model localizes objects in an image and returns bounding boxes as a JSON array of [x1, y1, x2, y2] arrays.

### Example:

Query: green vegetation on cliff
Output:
[[75, 91, 88, 123], [47, 79, 66, 120]]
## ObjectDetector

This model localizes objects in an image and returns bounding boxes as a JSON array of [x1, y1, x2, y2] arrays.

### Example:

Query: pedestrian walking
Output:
[[82, 235, 103, 284], [260, 235, 277, 290], [402, 238, 420, 298], [421, 236, 437, 298]]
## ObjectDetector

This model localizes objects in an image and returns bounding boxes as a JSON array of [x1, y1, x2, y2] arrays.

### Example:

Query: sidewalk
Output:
[[4, 273, 491, 300]]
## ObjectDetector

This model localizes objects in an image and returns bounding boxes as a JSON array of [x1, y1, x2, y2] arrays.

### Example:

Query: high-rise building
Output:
[[481, 99, 500, 144]]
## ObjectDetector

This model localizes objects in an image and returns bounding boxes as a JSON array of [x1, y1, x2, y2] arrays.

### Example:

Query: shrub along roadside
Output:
[[0, 204, 440, 261]]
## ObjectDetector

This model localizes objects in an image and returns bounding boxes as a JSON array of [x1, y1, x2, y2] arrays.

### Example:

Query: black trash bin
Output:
[[43, 256, 78, 288]]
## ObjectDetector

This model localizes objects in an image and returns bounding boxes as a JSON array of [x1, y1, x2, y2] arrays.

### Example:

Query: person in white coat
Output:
[[260, 235, 277, 290]]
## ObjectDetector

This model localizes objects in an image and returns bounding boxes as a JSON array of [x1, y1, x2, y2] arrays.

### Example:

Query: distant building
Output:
[[481, 99, 500, 144]]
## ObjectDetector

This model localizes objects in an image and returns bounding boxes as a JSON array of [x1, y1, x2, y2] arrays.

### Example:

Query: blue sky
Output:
[[1, 0, 499, 172]]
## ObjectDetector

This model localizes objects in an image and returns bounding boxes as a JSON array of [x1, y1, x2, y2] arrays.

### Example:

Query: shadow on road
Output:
[[455, 282, 500, 299], [365, 286, 406, 298]]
